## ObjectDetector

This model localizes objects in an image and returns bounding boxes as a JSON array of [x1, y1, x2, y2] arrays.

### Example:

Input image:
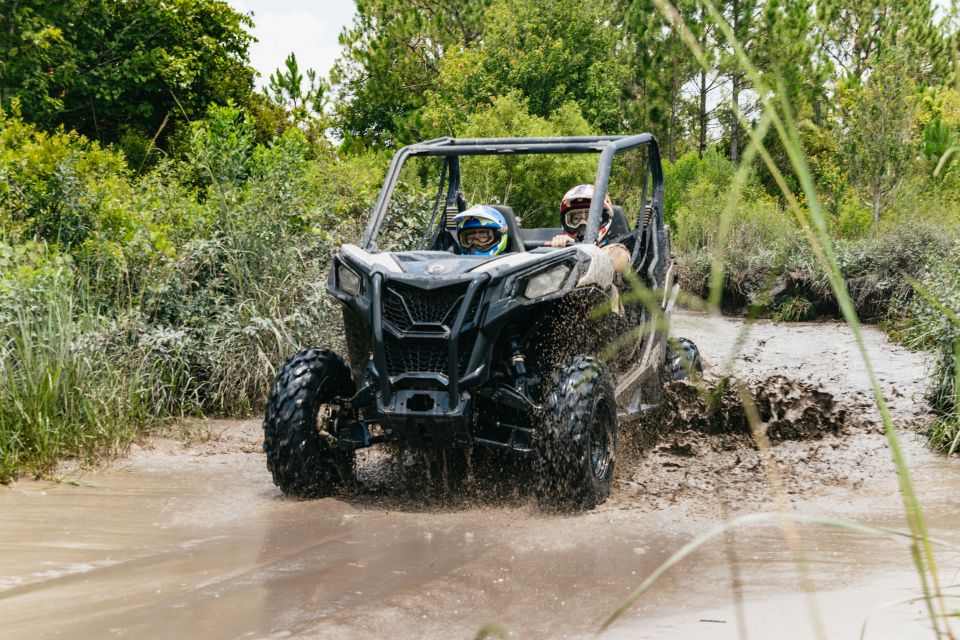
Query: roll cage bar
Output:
[[361, 135, 664, 251]]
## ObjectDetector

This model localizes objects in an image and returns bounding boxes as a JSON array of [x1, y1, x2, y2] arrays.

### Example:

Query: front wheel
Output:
[[536, 355, 618, 511], [263, 348, 356, 498]]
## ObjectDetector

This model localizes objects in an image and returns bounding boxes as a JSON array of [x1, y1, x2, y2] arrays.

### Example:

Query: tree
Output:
[[689, 3, 724, 158], [265, 53, 329, 140], [448, 0, 627, 134], [457, 92, 596, 225], [816, 0, 947, 87], [0, 1, 77, 121], [718, 0, 764, 162], [331, 0, 487, 147], [0, 0, 256, 146], [623, 0, 700, 162], [841, 53, 917, 224]]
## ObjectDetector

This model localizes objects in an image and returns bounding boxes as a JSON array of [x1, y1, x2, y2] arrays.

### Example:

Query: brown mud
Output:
[[1, 311, 958, 639]]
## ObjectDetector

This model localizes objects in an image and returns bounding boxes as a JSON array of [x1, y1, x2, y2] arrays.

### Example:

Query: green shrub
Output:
[[0, 284, 147, 481], [664, 149, 736, 226], [0, 104, 397, 479], [903, 245, 959, 453]]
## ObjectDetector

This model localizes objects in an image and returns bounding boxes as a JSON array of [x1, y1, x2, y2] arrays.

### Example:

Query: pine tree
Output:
[[816, 0, 947, 86], [330, 0, 487, 147], [718, 0, 764, 162], [623, 0, 700, 162], [265, 52, 329, 137]]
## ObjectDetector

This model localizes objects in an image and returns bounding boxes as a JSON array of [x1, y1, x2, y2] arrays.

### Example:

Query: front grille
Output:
[[379, 280, 482, 380], [384, 337, 450, 376], [382, 282, 470, 332], [383, 332, 478, 378]]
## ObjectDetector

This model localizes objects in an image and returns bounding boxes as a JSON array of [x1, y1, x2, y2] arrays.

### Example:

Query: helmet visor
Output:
[[564, 207, 590, 229], [459, 228, 495, 250]]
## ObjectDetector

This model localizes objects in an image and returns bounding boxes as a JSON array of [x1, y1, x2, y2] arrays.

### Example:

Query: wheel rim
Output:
[[315, 404, 337, 443], [589, 396, 613, 480]]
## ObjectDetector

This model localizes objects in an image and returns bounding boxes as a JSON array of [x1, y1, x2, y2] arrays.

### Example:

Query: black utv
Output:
[[262, 135, 696, 510]]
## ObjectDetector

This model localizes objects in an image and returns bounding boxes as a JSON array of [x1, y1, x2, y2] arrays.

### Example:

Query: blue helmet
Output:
[[454, 205, 509, 255]]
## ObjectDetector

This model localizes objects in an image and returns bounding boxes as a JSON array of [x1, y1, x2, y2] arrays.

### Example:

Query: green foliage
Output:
[[456, 93, 596, 226], [773, 295, 815, 321], [675, 180, 793, 254], [0, 102, 384, 478], [922, 114, 954, 164], [904, 248, 960, 418], [0, 279, 145, 482], [331, 0, 487, 146], [831, 197, 874, 238], [663, 149, 737, 225], [425, 0, 627, 135], [188, 103, 256, 189], [839, 53, 918, 224], [0, 0, 256, 148], [265, 53, 330, 140], [669, 147, 951, 323]]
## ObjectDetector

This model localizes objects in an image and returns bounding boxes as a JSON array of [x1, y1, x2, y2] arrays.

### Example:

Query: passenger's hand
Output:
[[604, 243, 631, 273], [546, 235, 574, 248]]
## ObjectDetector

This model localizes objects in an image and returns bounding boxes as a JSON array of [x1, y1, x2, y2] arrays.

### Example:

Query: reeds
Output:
[[0, 286, 144, 481]]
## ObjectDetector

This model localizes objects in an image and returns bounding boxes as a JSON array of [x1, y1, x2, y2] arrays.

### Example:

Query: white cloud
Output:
[[228, 0, 356, 88]]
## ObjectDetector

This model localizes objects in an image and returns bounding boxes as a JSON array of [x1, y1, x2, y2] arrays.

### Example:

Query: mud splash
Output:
[[644, 374, 851, 441]]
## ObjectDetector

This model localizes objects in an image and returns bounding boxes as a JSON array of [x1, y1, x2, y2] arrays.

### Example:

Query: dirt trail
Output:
[[1, 311, 958, 639]]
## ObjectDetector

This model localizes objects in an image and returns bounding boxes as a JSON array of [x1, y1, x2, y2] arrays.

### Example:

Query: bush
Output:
[[677, 202, 948, 322], [902, 245, 960, 452], [664, 149, 736, 226], [0, 105, 394, 479], [0, 281, 148, 481]]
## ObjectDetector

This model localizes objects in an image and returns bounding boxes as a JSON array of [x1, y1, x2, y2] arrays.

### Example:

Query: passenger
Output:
[[454, 205, 510, 256], [546, 184, 630, 272]]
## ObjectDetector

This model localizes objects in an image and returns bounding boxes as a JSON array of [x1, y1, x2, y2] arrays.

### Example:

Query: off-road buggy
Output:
[[263, 135, 699, 510]]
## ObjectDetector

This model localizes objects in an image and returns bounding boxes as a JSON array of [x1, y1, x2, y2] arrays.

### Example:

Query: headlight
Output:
[[337, 264, 361, 296], [523, 263, 571, 299]]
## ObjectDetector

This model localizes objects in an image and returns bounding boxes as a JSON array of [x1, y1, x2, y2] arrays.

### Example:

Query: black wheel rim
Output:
[[589, 396, 613, 480], [314, 404, 337, 442]]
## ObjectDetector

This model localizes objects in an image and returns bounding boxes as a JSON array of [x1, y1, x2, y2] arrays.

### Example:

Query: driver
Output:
[[546, 184, 630, 272], [454, 205, 510, 256]]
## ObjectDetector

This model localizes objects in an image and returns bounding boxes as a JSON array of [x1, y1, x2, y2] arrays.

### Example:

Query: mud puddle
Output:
[[1, 311, 958, 639]]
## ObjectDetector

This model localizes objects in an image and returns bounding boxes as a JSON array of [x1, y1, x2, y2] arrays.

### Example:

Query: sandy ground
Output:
[[1, 311, 958, 639]]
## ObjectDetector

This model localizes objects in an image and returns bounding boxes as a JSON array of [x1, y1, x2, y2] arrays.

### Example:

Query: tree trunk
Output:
[[729, 0, 740, 163], [699, 67, 707, 158], [730, 74, 740, 163], [669, 63, 677, 164]]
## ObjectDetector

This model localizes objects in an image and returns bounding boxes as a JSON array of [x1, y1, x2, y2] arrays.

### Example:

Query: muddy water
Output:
[[2, 312, 958, 639]]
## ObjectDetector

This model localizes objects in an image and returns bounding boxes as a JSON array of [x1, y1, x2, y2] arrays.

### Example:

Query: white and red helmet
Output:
[[559, 184, 613, 244]]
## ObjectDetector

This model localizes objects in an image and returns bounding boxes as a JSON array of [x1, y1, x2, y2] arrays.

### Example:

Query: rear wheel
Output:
[[665, 337, 703, 381], [263, 348, 356, 498], [536, 355, 618, 511]]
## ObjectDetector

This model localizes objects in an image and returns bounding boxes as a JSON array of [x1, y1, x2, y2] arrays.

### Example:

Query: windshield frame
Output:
[[361, 135, 663, 251]]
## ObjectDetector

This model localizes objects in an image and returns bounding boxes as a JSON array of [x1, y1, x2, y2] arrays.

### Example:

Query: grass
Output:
[[908, 270, 960, 455], [0, 287, 147, 481]]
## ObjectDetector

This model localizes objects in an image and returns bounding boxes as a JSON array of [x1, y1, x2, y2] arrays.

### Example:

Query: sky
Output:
[[227, 0, 357, 88]]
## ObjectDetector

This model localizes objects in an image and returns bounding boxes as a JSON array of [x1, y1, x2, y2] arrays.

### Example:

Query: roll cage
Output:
[[361, 135, 665, 252]]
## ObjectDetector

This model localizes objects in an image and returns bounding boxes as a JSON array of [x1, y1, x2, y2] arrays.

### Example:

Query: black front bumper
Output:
[[368, 272, 490, 446]]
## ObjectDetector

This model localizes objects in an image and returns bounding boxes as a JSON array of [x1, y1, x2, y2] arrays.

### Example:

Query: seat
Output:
[[608, 205, 630, 239], [488, 205, 526, 253]]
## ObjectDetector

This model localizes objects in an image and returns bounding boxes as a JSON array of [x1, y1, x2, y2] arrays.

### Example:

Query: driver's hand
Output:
[[546, 235, 574, 248]]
